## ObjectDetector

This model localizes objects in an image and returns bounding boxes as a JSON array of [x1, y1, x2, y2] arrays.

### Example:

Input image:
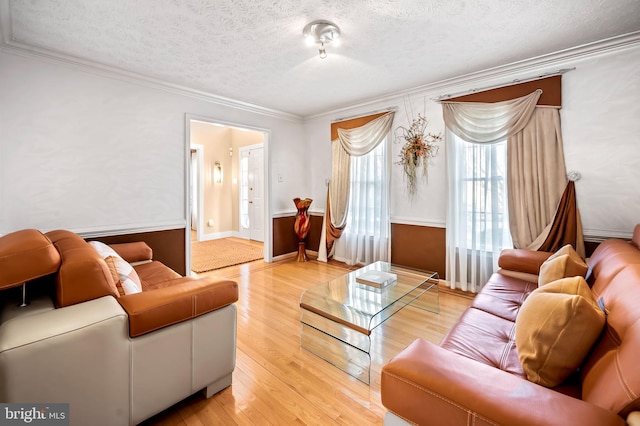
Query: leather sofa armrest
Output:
[[108, 242, 153, 263], [381, 339, 624, 426], [498, 248, 553, 275], [117, 277, 238, 337]]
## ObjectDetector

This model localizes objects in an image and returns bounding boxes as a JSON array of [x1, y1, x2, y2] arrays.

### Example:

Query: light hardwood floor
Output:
[[142, 258, 472, 425]]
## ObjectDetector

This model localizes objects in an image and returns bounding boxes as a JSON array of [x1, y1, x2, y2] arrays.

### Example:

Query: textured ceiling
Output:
[[3, 0, 640, 117]]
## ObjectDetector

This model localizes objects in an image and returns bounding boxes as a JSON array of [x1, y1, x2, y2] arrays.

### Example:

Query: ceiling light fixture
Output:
[[303, 20, 341, 59]]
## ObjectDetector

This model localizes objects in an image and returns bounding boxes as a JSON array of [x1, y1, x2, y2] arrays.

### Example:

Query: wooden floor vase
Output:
[[293, 197, 312, 262]]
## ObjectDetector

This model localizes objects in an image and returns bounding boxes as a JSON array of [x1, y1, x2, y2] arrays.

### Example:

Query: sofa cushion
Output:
[[0, 229, 61, 290], [89, 241, 142, 296], [516, 276, 605, 387], [440, 273, 537, 378], [133, 261, 182, 290], [633, 224, 640, 249], [46, 230, 120, 307], [539, 244, 588, 286]]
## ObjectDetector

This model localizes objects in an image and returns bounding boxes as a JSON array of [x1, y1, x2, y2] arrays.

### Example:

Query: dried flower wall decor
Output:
[[395, 112, 442, 196]]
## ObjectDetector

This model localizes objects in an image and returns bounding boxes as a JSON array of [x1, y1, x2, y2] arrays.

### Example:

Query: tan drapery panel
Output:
[[320, 111, 395, 259], [507, 107, 568, 250]]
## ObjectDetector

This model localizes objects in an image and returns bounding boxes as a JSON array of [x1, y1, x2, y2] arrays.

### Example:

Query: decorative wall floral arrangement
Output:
[[395, 112, 442, 196]]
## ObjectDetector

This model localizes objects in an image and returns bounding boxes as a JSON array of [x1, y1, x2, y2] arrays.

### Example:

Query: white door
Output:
[[190, 150, 197, 232], [248, 147, 264, 242], [239, 145, 264, 242]]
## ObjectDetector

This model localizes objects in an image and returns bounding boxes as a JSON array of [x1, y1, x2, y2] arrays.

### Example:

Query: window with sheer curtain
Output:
[[333, 137, 390, 265], [446, 131, 512, 292]]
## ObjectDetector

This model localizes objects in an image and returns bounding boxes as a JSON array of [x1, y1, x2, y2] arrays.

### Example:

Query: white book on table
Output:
[[355, 271, 397, 288]]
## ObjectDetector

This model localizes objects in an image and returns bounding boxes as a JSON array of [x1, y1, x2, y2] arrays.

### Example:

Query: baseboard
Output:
[[198, 231, 236, 241], [272, 249, 318, 263]]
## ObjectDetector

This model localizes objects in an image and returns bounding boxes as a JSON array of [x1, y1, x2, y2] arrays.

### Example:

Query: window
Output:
[[460, 137, 510, 248], [334, 137, 390, 265], [446, 132, 512, 292], [344, 139, 386, 236]]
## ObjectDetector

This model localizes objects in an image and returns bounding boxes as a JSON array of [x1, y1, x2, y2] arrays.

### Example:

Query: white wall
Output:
[[2, 41, 639, 240], [0, 52, 307, 235], [304, 42, 640, 239]]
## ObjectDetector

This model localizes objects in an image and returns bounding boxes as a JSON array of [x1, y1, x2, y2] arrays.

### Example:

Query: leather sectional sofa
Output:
[[0, 229, 238, 425], [382, 226, 640, 425]]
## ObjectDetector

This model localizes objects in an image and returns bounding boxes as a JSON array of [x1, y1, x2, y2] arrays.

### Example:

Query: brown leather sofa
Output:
[[381, 226, 640, 426], [0, 229, 238, 425]]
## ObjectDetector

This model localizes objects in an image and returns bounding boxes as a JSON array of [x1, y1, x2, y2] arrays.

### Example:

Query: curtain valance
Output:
[[441, 90, 542, 144], [329, 111, 394, 228], [335, 112, 395, 155]]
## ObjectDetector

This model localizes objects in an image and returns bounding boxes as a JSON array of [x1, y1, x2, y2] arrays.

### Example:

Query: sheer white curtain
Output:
[[333, 137, 390, 265], [446, 131, 512, 292], [442, 91, 541, 292]]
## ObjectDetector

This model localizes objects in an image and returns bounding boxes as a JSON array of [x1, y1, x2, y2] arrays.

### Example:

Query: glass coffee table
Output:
[[299, 261, 439, 384]]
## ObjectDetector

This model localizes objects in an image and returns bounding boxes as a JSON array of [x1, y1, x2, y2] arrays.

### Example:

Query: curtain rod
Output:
[[332, 107, 398, 123], [433, 68, 576, 102]]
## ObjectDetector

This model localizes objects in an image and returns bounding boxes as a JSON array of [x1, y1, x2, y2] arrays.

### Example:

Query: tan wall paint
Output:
[[190, 122, 233, 234]]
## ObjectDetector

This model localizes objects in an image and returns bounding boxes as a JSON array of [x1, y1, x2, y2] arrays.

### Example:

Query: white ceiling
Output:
[[2, 0, 640, 117]]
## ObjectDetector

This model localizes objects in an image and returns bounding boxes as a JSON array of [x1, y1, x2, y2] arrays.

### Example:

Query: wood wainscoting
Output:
[[91, 228, 187, 275], [272, 214, 323, 257], [391, 223, 446, 279], [272, 216, 447, 279]]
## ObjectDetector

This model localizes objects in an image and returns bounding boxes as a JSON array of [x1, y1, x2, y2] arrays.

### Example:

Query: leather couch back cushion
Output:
[[516, 276, 605, 387], [46, 230, 119, 307], [0, 229, 61, 289], [588, 239, 640, 290], [581, 264, 640, 417], [633, 224, 640, 249]]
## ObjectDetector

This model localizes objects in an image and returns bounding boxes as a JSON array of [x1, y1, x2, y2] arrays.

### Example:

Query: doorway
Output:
[[185, 115, 272, 274], [239, 144, 264, 242]]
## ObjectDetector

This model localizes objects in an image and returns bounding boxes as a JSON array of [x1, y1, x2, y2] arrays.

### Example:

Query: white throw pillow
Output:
[[89, 241, 142, 295]]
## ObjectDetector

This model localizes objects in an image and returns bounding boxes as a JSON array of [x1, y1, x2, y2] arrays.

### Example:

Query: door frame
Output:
[[238, 143, 265, 241], [184, 114, 273, 271], [189, 144, 204, 243]]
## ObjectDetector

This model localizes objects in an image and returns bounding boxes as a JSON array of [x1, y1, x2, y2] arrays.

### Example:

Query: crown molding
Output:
[[305, 31, 640, 121], [0, 5, 302, 123]]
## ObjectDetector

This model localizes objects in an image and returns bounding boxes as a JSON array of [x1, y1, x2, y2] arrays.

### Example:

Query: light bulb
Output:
[[304, 35, 315, 46], [319, 47, 327, 59]]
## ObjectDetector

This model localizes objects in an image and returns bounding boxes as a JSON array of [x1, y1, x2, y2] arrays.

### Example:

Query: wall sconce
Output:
[[214, 161, 223, 184], [229, 147, 233, 157]]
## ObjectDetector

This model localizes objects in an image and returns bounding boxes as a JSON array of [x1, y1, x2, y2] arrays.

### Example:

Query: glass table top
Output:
[[300, 261, 438, 335]]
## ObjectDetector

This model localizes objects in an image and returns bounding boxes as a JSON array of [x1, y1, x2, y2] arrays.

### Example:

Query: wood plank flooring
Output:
[[142, 258, 471, 425]]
